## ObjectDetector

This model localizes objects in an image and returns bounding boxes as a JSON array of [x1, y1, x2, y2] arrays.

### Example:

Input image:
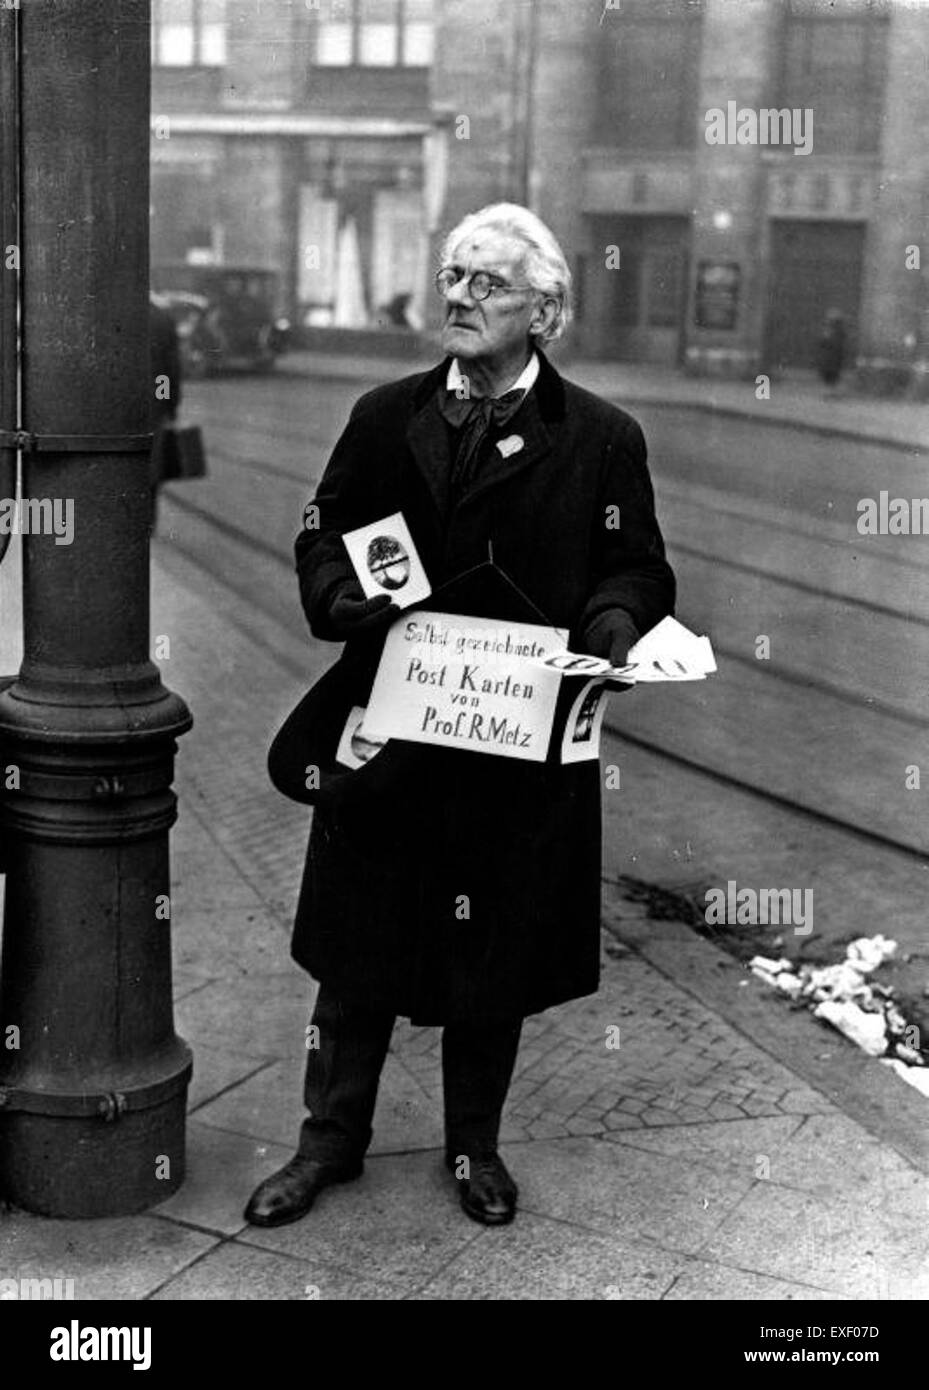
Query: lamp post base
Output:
[[0, 1047, 191, 1218]]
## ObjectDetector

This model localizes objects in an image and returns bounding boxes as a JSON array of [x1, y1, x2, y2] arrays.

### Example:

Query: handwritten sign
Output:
[[363, 612, 568, 761]]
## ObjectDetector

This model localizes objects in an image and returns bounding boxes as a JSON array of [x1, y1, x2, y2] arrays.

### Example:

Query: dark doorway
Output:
[[584, 215, 690, 363], [764, 221, 865, 371]]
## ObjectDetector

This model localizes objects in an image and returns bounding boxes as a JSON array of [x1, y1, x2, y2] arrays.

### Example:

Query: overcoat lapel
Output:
[[405, 351, 565, 515], [405, 387, 453, 520], [457, 390, 554, 508]]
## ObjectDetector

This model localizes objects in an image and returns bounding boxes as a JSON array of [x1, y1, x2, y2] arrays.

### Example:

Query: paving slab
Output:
[[237, 1150, 481, 1295], [763, 1114, 929, 1208], [171, 806, 267, 912], [503, 1135, 755, 1256], [366, 1055, 447, 1155], [410, 1210, 684, 1301], [0, 1209, 218, 1301], [173, 968, 219, 1003], [173, 970, 313, 1059], [173, 904, 292, 980], [611, 1111, 929, 1224], [150, 1122, 293, 1237], [152, 1238, 399, 1300], [664, 1259, 849, 1301], [193, 1052, 446, 1156], [186, 1042, 275, 1113], [697, 1182, 929, 1301], [193, 1056, 306, 1149], [607, 1114, 804, 1177]]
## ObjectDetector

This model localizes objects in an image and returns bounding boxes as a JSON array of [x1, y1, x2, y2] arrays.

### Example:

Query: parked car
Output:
[[150, 265, 291, 376]]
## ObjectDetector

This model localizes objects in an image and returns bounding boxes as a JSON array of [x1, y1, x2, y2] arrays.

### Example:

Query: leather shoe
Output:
[[445, 1150, 517, 1226], [244, 1154, 363, 1228]]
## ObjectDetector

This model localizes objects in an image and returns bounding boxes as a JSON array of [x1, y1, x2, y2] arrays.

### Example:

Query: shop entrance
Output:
[[583, 215, 690, 364], [765, 221, 865, 371]]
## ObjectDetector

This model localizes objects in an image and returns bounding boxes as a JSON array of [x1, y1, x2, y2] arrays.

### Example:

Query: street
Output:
[[160, 364, 929, 1030], [3, 358, 927, 1301]]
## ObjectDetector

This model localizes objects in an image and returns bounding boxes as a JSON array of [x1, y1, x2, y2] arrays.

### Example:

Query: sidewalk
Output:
[[3, 540, 927, 1301], [278, 348, 928, 454]]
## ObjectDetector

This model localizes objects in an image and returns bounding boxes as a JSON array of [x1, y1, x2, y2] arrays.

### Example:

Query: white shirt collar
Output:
[[446, 351, 540, 399]]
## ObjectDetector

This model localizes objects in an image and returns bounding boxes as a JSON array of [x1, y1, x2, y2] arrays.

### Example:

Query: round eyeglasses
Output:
[[434, 267, 534, 302]]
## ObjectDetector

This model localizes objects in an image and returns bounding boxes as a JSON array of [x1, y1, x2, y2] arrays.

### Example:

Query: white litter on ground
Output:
[[881, 1057, 929, 1099], [813, 999, 886, 1057], [748, 935, 927, 1075]]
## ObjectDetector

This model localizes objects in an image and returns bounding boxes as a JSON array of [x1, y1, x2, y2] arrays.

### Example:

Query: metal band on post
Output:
[[0, 431, 153, 453]]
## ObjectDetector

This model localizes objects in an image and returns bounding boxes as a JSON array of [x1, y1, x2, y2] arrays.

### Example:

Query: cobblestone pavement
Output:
[[154, 540, 834, 1140], [144, 544, 929, 1298], [394, 953, 832, 1142], [1, 532, 926, 1302], [155, 541, 833, 1143]]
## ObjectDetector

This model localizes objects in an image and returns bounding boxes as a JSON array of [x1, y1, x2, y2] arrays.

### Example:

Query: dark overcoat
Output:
[[290, 349, 675, 1025]]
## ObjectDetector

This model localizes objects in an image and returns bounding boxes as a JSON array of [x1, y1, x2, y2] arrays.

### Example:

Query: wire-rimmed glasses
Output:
[[435, 266, 534, 301]]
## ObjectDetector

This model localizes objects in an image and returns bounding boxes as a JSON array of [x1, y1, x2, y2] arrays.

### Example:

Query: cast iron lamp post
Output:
[[0, 0, 192, 1218]]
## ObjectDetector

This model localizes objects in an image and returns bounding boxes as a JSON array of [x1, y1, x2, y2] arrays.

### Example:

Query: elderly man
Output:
[[244, 203, 675, 1230]]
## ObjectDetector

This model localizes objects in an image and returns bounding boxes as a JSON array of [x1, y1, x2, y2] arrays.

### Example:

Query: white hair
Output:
[[440, 202, 573, 344]]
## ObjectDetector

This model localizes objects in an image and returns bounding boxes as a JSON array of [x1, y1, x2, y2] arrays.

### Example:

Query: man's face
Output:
[[439, 231, 539, 365]]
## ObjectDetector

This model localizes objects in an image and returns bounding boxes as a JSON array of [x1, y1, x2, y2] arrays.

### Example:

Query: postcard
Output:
[[560, 679, 611, 764], [335, 705, 388, 770], [342, 512, 431, 609]]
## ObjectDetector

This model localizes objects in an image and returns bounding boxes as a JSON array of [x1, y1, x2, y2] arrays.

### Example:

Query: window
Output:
[[359, 0, 398, 65], [318, 4, 353, 66], [596, 0, 703, 150], [152, 0, 226, 68], [315, 0, 434, 68], [401, 0, 434, 65], [780, 1, 889, 154]]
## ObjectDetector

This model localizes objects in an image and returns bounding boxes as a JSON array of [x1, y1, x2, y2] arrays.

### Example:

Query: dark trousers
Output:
[[299, 985, 522, 1163]]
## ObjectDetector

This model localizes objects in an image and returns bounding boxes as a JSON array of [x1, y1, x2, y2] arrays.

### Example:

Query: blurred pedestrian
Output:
[[245, 203, 676, 1232], [817, 307, 847, 388], [149, 293, 182, 534]]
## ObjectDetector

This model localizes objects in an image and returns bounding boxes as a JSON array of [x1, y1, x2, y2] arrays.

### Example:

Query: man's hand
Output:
[[583, 609, 639, 669], [328, 581, 400, 639]]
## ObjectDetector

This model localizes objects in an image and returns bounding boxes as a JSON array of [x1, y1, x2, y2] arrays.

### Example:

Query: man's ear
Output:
[[529, 296, 558, 340]]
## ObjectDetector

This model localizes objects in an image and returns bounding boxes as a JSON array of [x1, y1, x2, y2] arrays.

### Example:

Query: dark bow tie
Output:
[[438, 386, 526, 432], [437, 385, 528, 500]]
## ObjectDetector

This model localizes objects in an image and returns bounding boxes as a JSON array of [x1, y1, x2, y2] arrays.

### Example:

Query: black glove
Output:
[[328, 580, 399, 639], [583, 609, 639, 668]]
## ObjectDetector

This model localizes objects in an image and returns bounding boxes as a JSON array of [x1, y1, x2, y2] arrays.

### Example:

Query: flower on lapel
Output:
[[496, 434, 524, 459]]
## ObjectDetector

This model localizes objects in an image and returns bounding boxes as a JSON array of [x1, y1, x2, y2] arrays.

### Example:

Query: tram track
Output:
[[199, 435, 929, 586], [158, 481, 929, 866], [163, 451, 929, 727]]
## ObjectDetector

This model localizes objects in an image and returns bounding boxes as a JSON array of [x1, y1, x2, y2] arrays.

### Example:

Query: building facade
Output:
[[150, 0, 929, 384], [151, 0, 444, 342]]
